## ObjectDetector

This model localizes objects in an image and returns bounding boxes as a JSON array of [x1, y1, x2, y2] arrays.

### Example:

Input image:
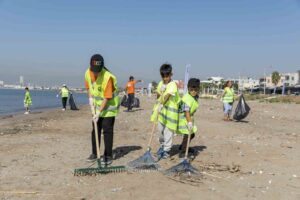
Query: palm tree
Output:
[[271, 71, 280, 94]]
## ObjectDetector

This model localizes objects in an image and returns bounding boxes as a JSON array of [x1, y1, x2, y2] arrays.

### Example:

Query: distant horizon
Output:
[[1, 68, 299, 88]]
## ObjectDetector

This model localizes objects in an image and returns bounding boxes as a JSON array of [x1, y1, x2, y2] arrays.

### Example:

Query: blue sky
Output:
[[0, 0, 300, 87]]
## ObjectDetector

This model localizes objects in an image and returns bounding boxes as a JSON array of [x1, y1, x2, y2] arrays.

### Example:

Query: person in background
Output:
[[125, 76, 142, 112], [221, 80, 236, 121], [24, 87, 32, 114], [85, 54, 120, 165], [59, 84, 69, 111]]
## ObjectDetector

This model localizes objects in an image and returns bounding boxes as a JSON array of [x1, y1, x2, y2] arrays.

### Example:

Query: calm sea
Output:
[[0, 88, 88, 115]]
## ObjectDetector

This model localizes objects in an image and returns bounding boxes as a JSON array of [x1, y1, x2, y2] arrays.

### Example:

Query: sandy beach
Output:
[[0, 96, 299, 200]]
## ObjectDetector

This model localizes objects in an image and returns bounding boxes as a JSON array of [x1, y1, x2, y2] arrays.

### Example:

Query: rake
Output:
[[74, 108, 126, 176], [164, 128, 200, 178], [127, 120, 161, 172]]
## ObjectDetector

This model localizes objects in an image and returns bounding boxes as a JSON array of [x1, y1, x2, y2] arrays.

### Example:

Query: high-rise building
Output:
[[19, 76, 24, 86]]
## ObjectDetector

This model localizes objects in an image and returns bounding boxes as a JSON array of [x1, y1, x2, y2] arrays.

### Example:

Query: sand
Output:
[[0, 96, 299, 200]]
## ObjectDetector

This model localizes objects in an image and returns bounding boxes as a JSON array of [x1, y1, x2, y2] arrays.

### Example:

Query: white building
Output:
[[0, 80, 4, 87], [19, 76, 24, 86], [238, 77, 260, 90], [266, 71, 300, 87], [207, 77, 224, 86]]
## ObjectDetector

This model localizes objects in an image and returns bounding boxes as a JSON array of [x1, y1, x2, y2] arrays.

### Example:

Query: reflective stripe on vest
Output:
[[94, 91, 119, 101]]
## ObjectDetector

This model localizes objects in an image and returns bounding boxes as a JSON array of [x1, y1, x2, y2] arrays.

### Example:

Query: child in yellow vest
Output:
[[177, 78, 200, 158], [150, 63, 180, 160], [24, 87, 32, 114]]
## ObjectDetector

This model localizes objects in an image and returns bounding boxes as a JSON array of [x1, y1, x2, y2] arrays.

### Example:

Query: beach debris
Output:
[[111, 187, 123, 192]]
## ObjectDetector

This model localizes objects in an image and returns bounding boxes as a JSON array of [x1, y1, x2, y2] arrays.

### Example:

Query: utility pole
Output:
[[264, 68, 266, 95]]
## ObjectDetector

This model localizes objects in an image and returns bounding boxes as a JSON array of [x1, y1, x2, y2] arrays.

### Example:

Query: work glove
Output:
[[89, 97, 94, 107], [160, 84, 166, 94], [93, 110, 101, 122], [187, 122, 193, 131]]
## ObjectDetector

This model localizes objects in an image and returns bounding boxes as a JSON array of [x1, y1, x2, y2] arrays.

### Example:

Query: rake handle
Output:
[[147, 122, 157, 150], [91, 105, 101, 160], [184, 129, 192, 159]]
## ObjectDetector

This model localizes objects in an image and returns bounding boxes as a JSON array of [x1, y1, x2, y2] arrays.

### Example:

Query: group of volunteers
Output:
[[23, 84, 71, 114], [23, 53, 237, 166], [84, 54, 202, 164]]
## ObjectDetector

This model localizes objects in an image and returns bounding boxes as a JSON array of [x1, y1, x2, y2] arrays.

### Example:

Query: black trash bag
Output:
[[121, 95, 140, 108], [69, 94, 79, 110], [121, 95, 128, 107], [233, 94, 250, 121], [133, 97, 140, 108]]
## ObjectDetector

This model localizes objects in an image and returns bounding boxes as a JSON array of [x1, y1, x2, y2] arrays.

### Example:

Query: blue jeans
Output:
[[223, 102, 233, 115]]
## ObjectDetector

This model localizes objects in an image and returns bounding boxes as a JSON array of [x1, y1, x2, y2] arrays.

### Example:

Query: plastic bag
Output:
[[69, 94, 79, 110], [233, 94, 250, 121], [121, 95, 128, 107], [121, 95, 140, 108]]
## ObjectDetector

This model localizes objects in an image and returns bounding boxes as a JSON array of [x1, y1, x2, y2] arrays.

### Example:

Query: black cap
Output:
[[129, 76, 134, 80], [188, 78, 200, 88], [90, 54, 104, 73]]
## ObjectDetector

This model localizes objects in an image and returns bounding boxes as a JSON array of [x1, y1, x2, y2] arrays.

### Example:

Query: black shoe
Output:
[[86, 154, 97, 162], [178, 151, 185, 158], [100, 157, 113, 166]]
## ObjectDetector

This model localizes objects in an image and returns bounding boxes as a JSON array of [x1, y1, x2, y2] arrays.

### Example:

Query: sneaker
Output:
[[162, 151, 170, 159], [156, 147, 164, 157], [24, 111, 29, 115], [100, 157, 113, 166], [86, 154, 97, 162], [62, 108, 66, 111]]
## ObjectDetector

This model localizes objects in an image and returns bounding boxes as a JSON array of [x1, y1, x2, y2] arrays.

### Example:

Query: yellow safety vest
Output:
[[85, 68, 120, 118], [24, 91, 32, 106], [177, 93, 199, 135], [61, 87, 69, 98], [223, 87, 234, 103], [158, 81, 180, 131]]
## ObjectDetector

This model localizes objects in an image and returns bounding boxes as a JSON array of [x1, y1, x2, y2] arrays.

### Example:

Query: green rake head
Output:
[[74, 165, 127, 176], [74, 165, 126, 176]]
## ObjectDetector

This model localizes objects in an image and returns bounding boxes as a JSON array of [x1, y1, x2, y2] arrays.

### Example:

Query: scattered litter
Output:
[[268, 180, 272, 184], [292, 174, 297, 178], [272, 116, 275, 119], [259, 170, 263, 174], [111, 187, 123, 192]]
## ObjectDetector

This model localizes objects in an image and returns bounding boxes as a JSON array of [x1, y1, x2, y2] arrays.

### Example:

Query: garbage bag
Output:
[[121, 95, 128, 107], [69, 94, 79, 110], [233, 94, 250, 121], [133, 97, 140, 108], [121, 95, 140, 108]]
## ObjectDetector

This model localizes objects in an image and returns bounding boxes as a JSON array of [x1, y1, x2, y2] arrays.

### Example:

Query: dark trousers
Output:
[[62, 97, 68, 109], [127, 93, 134, 111], [180, 133, 195, 151], [91, 117, 115, 158]]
